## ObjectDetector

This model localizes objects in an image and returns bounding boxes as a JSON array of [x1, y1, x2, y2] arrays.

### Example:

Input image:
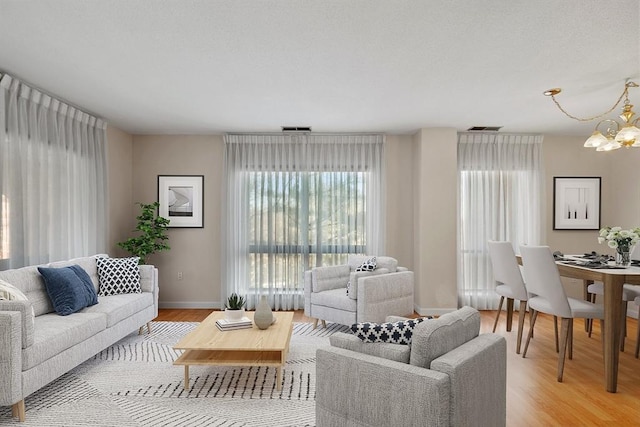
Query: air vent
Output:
[[281, 126, 312, 132], [467, 126, 502, 131]]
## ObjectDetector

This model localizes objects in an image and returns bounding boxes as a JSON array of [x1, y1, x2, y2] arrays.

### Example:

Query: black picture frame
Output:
[[157, 175, 204, 228], [553, 177, 601, 230]]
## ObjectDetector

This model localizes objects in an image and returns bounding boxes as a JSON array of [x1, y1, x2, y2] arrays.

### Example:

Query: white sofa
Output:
[[0, 254, 158, 422], [304, 255, 414, 326]]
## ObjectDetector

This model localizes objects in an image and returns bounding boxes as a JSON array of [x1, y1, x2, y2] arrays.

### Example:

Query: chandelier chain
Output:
[[550, 87, 629, 122]]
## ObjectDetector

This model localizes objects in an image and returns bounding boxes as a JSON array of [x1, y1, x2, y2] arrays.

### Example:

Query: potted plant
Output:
[[225, 293, 246, 321], [118, 202, 170, 264]]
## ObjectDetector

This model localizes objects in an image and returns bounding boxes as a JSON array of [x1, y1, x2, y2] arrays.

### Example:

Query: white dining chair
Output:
[[488, 240, 529, 354], [520, 245, 604, 382], [585, 245, 640, 351]]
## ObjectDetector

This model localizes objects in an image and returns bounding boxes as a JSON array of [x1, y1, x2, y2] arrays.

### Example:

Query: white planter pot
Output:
[[225, 308, 245, 322]]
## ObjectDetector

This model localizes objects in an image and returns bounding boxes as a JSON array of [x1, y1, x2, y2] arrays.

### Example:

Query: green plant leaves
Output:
[[117, 202, 170, 264]]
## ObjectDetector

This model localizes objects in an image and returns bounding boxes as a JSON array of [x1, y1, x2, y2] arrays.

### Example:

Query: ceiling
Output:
[[1, 0, 639, 136]]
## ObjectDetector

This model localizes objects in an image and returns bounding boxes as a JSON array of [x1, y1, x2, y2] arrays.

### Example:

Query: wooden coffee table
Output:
[[173, 311, 294, 391]]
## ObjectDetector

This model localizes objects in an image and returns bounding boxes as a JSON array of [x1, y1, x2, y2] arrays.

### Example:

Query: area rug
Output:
[[0, 321, 350, 427]]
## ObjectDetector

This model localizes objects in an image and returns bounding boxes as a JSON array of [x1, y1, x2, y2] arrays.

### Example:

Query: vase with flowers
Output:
[[598, 226, 640, 267]]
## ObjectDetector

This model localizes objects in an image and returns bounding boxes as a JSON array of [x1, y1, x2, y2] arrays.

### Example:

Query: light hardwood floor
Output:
[[156, 309, 640, 426]]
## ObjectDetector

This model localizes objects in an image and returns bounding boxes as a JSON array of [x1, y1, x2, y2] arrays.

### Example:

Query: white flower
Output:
[[598, 226, 640, 252]]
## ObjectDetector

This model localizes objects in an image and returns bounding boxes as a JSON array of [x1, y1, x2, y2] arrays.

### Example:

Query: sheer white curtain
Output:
[[223, 134, 385, 310], [457, 133, 545, 309], [0, 74, 107, 268]]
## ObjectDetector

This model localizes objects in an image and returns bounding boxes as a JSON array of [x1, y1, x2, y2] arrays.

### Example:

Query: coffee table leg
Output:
[[184, 365, 190, 390], [276, 366, 282, 391]]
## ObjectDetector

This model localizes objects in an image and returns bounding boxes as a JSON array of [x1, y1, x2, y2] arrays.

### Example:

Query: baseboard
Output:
[[414, 305, 458, 317], [159, 301, 220, 309]]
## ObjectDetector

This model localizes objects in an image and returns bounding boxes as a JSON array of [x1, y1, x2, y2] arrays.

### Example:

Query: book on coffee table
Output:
[[215, 317, 253, 331]]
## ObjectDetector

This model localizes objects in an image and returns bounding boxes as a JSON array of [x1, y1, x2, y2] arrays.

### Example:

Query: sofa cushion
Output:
[[310, 288, 357, 312], [23, 312, 107, 370], [0, 278, 27, 300], [48, 254, 107, 293], [350, 318, 427, 345], [0, 266, 53, 316], [311, 264, 350, 293], [82, 292, 153, 327], [97, 257, 141, 296], [329, 331, 411, 364], [37, 266, 99, 315], [409, 306, 481, 369]]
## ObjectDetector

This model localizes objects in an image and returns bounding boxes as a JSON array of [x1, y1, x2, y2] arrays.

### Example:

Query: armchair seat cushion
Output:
[[310, 288, 357, 312]]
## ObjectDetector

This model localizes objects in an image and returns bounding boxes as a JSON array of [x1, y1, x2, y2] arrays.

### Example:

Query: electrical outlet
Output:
[[177, 271, 183, 280]]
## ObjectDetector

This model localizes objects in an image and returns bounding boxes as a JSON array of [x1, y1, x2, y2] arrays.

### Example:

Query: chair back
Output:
[[487, 241, 528, 301], [519, 245, 572, 318], [631, 244, 640, 261]]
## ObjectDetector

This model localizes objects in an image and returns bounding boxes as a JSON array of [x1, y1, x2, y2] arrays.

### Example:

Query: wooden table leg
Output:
[[603, 275, 623, 393], [12, 400, 25, 422], [184, 365, 190, 390], [583, 280, 594, 331], [276, 366, 282, 391]]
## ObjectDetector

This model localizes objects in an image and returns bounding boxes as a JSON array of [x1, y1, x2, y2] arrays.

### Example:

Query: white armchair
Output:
[[304, 255, 414, 327]]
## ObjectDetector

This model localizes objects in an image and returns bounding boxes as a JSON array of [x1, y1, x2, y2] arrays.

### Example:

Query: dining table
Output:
[[518, 254, 640, 393]]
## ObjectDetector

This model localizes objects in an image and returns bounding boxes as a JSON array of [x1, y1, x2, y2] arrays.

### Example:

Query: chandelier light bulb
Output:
[[583, 131, 608, 148], [596, 140, 622, 151], [614, 124, 640, 145]]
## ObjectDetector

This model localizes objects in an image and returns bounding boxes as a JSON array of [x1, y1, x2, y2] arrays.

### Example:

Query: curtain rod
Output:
[[458, 131, 543, 137], [0, 71, 105, 122], [225, 132, 384, 136]]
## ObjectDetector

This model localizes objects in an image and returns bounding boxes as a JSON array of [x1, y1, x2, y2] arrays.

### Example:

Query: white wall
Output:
[[106, 126, 134, 257], [131, 135, 224, 308], [412, 128, 459, 315]]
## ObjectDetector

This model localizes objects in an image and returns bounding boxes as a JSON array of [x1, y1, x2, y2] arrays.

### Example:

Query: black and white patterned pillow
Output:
[[96, 257, 141, 296], [350, 318, 428, 345], [355, 256, 377, 272]]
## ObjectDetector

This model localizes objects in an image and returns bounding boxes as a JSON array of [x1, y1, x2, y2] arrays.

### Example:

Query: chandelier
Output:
[[544, 81, 640, 151]]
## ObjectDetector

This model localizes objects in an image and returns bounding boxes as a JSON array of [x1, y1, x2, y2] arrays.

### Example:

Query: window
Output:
[[0, 74, 107, 269], [457, 133, 544, 309], [223, 134, 384, 310], [248, 170, 367, 290]]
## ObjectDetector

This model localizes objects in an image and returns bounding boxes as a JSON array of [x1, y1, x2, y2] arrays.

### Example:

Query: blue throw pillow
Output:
[[38, 265, 99, 316]]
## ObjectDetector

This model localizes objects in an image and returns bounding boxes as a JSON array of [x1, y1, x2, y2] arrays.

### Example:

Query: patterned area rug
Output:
[[0, 321, 350, 426]]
